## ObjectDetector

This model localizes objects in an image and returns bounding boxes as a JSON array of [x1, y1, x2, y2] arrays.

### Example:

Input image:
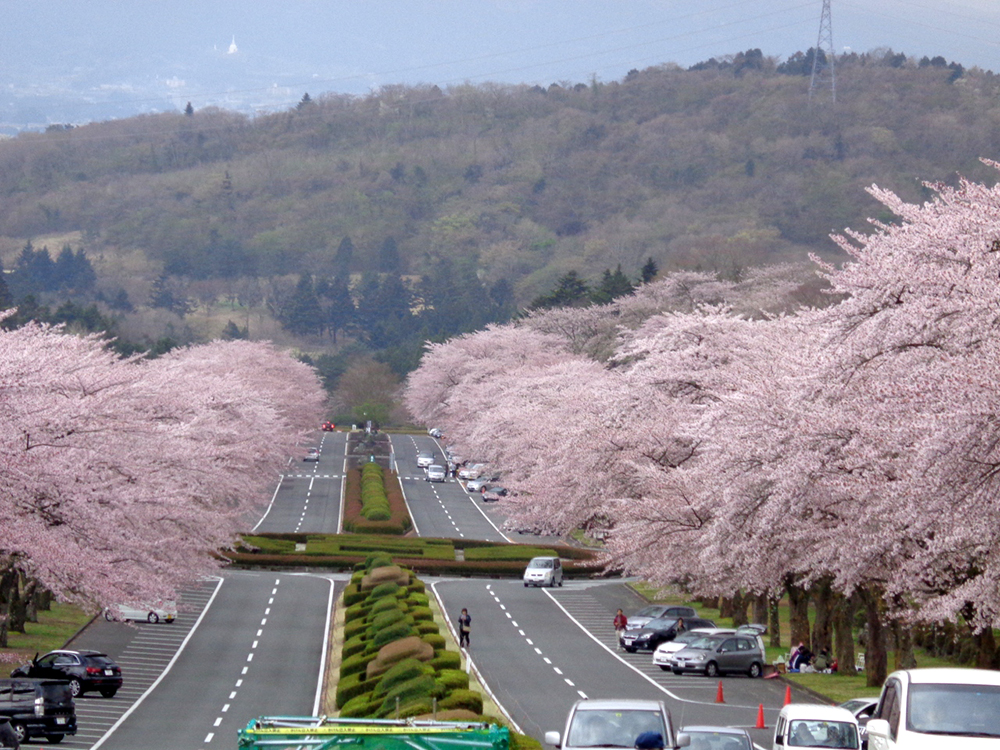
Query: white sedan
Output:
[[104, 603, 177, 624], [651, 627, 735, 670]]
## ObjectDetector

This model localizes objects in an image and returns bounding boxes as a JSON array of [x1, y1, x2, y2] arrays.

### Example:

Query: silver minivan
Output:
[[523, 556, 563, 587]]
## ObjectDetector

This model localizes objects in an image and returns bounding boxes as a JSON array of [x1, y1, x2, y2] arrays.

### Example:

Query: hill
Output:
[[0, 48, 996, 380]]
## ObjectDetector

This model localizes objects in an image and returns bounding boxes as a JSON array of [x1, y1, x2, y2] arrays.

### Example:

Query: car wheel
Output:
[[659, 665, 670, 671], [10, 722, 27, 743], [625, 647, 637, 653], [68, 678, 82, 697], [100, 687, 118, 698], [104, 610, 114, 621], [558, 579, 563, 587], [748, 661, 762, 678], [524, 582, 528, 587], [704, 662, 719, 678], [672, 669, 683, 676], [147, 612, 159, 624], [46, 733, 66, 744]]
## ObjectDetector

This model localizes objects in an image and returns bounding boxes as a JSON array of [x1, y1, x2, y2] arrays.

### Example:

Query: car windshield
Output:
[[787, 720, 858, 748], [529, 559, 553, 569], [672, 632, 703, 645], [685, 636, 723, 650], [907, 683, 1000, 737], [567, 709, 667, 748], [634, 606, 664, 618], [684, 730, 752, 750]]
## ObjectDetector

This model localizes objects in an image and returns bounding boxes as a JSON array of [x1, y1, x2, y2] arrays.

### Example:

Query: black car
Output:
[[11, 650, 122, 698], [620, 616, 716, 652], [0, 678, 76, 744]]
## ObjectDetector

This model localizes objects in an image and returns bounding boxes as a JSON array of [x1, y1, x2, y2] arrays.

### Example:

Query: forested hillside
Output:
[[0, 48, 997, 394]]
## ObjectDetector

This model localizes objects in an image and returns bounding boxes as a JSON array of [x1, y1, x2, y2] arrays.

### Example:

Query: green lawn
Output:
[[1, 602, 93, 664]]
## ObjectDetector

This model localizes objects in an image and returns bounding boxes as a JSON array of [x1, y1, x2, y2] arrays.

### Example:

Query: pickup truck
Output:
[[545, 698, 690, 750], [865, 667, 1000, 749]]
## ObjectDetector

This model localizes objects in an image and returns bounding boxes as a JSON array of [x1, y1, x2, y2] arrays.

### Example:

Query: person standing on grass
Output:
[[458, 608, 472, 647]]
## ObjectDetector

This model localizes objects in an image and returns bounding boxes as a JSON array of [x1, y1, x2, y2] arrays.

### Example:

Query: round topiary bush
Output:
[[340, 651, 374, 679], [378, 674, 440, 715], [374, 658, 434, 697], [421, 633, 446, 650], [340, 692, 382, 718], [372, 596, 405, 616], [343, 634, 369, 660], [436, 669, 470, 691], [439, 689, 483, 714], [408, 606, 433, 622], [429, 651, 462, 671], [374, 622, 414, 648], [370, 581, 402, 599], [416, 621, 440, 635], [369, 608, 406, 631]]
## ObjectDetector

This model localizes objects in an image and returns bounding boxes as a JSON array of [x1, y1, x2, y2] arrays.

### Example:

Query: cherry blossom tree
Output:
[[0, 322, 323, 636]]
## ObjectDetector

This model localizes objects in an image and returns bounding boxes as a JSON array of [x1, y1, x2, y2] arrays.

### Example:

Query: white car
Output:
[[458, 463, 485, 480], [104, 602, 177, 624], [866, 668, 1000, 748], [303, 448, 319, 462], [416, 451, 435, 468], [523, 556, 563, 587], [652, 628, 736, 670], [426, 464, 446, 482], [466, 475, 498, 492], [428, 427, 442, 438], [773, 704, 859, 749]]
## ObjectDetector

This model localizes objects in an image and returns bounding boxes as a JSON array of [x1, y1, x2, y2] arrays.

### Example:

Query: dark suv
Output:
[[11, 650, 122, 698], [0, 678, 77, 744]]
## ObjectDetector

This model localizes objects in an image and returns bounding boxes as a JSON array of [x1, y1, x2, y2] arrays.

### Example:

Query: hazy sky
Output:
[[2, 0, 999, 123]]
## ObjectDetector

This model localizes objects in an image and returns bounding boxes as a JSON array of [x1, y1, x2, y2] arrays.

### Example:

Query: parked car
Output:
[[466, 475, 499, 492], [681, 725, 752, 750], [523, 557, 563, 587], [303, 448, 320, 462], [427, 427, 442, 438], [865, 668, 1000, 749], [416, 451, 435, 468], [652, 628, 736, 670], [482, 486, 509, 502], [837, 697, 878, 746], [621, 616, 715, 653], [624, 605, 698, 632], [448, 454, 466, 466], [670, 632, 766, 677], [426, 464, 446, 482], [0, 678, 76, 745], [11, 650, 122, 698], [457, 463, 483, 480], [545, 698, 690, 750], [104, 602, 177, 624], [773, 704, 860, 749]]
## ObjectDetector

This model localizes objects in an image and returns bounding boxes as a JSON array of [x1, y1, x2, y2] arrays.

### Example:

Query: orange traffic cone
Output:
[[784, 685, 792, 706], [755, 704, 766, 729], [715, 681, 725, 703]]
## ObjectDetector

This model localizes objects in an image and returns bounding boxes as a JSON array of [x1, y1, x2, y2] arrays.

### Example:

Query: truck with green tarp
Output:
[[238, 716, 510, 750]]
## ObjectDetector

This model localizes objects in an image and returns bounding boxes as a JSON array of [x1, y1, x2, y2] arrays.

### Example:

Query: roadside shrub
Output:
[[416, 621, 440, 635], [436, 669, 470, 691], [374, 622, 414, 648], [336, 672, 380, 707], [340, 693, 381, 718], [409, 606, 433, 622], [429, 651, 462, 671], [369, 608, 406, 631], [382, 697, 435, 719], [344, 618, 367, 641], [421, 633, 446, 650], [407, 592, 429, 607], [439, 689, 483, 714], [371, 581, 401, 599], [341, 651, 373, 679], [374, 658, 434, 697], [343, 634, 368, 659], [344, 583, 367, 606], [377, 674, 440, 715], [366, 636, 435, 680], [372, 596, 406, 615]]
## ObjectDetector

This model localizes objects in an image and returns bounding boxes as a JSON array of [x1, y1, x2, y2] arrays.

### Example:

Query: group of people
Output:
[[788, 643, 836, 673]]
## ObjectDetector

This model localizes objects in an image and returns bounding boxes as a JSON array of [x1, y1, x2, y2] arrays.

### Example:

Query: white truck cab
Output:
[[866, 668, 1000, 749]]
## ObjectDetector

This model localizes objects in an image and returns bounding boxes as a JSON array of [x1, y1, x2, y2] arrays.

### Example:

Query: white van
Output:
[[523, 556, 563, 587], [866, 668, 1000, 749], [773, 704, 860, 749]]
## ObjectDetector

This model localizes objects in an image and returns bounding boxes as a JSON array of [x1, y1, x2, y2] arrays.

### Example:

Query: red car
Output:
[[321, 421, 335, 431]]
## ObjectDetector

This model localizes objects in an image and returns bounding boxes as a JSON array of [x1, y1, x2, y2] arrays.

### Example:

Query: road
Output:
[[432, 578, 811, 749]]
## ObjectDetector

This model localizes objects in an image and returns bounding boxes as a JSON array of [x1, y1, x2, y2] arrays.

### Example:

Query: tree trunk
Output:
[[833, 592, 856, 674], [769, 596, 782, 648], [719, 596, 734, 619], [811, 578, 834, 653], [860, 586, 888, 688], [787, 581, 811, 650], [8, 574, 26, 634], [0, 568, 16, 649], [36, 588, 52, 612], [753, 593, 768, 626], [24, 577, 39, 624], [893, 619, 917, 671], [730, 592, 749, 626]]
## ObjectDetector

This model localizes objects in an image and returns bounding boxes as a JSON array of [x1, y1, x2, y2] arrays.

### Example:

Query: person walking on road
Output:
[[458, 608, 472, 648], [614, 609, 628, 650]]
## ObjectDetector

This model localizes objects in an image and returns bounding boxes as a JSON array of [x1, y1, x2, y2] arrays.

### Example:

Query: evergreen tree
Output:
[[184, 102, 194, 116], [283, 274, 323, 337], [0, 260, 11, 310], [10, 241, 56, 297], [333, 236, 354, 277], [149, 274, 191, 316], [640, 257, 659, 284], [319, 275, 355, 344], [377, 237, 402, 274], [529, 271, 591, 310], [221, 320, 248, 340], [591, 265, 634, 304]]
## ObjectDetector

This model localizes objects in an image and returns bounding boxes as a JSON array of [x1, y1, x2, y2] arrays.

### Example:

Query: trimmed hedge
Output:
[[436, 669, 470, 691], [429, 651, 462, 671], [374, 658, 434, 697], [421, 633, 446, 650], [439, 689, 483, 714], [336, 672, 381, 707], [378, 674, 440, 716], [341, 466, 415, 535]]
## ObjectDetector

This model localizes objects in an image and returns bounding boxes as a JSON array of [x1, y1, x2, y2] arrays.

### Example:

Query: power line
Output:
[[809, 0, 836, 103]]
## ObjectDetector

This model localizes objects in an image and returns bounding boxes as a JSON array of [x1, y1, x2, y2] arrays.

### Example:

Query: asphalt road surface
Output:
[[432, 578, 816, 749], [253, 430, 347, 534], [391, 434, 510, 542]]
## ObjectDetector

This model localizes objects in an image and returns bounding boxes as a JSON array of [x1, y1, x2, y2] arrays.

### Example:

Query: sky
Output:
[[1, 0, 998, 129]]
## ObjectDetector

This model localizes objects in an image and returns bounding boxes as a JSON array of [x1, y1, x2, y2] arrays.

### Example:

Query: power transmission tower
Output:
[[809, 0, 836, 103]]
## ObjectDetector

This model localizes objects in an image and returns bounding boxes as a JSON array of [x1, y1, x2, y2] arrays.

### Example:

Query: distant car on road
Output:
[[426, 464, 446, 482], [304, 448, 320, 462], [620, 616, 716, 653], [416, 451, 435, 468], [681, 725, 752, 750], [670, 632, 766, 678], [321, 421, 335, 431], [428, 427, 442, 438], [523, 556, 563, 587], [11, 650, 122, 698], [104, 602, 177, 624]]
